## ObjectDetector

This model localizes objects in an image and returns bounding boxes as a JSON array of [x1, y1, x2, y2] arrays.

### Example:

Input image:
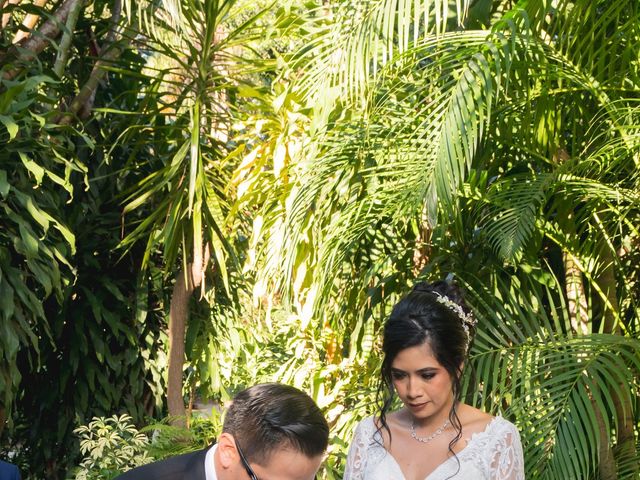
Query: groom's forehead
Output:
[[252, 448, 323, 480]]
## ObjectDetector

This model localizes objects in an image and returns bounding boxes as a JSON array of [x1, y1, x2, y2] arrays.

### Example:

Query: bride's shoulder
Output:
[[354, 411, 406, 439], [356, 411, 402, 431], [458, 404, 520, 437], [458, 404, 494, 434], [353, 415, 378, 432]]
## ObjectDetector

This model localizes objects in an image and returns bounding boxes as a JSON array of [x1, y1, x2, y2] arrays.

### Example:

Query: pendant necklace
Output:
[[410, 418, 450, 443]]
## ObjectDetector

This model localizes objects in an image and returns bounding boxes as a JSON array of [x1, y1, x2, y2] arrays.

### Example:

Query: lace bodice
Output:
[[343, 416, 524, 480]]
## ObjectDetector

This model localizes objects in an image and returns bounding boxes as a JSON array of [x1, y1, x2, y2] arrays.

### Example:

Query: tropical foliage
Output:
[[248, 0, 640, 478], [1, 0, 168, 476], [0, 0, 638, 479], [73, 415, 153, 480]]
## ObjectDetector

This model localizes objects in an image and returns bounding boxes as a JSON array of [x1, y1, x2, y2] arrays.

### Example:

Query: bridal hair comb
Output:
[[434, 292, 477, 346]]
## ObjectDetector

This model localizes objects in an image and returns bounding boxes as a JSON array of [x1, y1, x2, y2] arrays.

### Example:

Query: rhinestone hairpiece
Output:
[[434, 293, 477, 348]]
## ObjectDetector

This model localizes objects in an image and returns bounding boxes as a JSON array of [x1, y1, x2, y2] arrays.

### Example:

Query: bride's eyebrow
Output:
[[391, 366, 438, 374], [416, 367, 438, 373], [390, 367, 407, 374]]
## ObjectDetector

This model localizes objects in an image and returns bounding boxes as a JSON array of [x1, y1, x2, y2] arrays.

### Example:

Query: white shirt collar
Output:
[[205, 444, 217, 480]]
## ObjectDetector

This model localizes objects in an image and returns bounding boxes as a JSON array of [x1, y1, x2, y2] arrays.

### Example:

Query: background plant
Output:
[[73, 415, 152, 480], [1, 1, 638, 479], [245, 0, 640, 478]]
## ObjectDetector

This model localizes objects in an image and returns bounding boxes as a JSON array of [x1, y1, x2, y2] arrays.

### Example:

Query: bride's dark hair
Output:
[[375, 280, 474, 468]]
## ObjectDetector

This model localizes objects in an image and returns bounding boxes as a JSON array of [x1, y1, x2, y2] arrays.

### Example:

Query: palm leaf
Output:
[[265, 27, 522, 310], [289, 0, 471, 106], [462, 275, 640, 479]]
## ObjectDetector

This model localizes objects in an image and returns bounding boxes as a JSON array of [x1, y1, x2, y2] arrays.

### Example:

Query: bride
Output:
[[343, 281, 524, 480]]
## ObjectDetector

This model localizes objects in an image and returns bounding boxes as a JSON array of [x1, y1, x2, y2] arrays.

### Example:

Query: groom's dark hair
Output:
[[222, 383, 329, 465]]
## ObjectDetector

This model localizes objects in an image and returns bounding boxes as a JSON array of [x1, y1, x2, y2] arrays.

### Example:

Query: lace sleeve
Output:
[[489, 420, 525, 480], [343, 418, 372, 480]]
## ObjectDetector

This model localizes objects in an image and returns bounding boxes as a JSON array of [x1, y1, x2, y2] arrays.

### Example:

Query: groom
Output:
[[115, 383, 329, 480]]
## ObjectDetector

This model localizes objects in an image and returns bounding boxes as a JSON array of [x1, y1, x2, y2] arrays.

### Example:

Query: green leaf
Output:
[[0, 115, 18, 139], [18, 223, 39, 258], [18, 152, 45, 185], [0, 277, 16, 326], [0, 170, 9, 198], [23, 194, 51, 233]]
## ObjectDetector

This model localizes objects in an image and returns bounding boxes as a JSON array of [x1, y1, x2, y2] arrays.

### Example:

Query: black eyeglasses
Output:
[[235, 439, 259, 480]]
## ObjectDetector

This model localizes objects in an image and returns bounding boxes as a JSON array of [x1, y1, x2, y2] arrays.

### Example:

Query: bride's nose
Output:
[[406, 377, 423, 399]]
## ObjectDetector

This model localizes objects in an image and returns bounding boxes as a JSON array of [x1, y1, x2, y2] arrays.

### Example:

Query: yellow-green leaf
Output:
[[0, 115, 18, 140]]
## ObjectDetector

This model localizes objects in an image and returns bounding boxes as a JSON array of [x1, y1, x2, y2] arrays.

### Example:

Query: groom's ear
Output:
[[217, 433, 239, 468]]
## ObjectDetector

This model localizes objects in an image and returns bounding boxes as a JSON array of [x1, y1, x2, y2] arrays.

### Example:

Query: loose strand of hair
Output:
[[445, 401, 463, 480], [375, 376, 395, 448]]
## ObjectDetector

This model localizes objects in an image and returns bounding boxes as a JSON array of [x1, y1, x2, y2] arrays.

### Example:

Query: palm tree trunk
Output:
[[558, 193, 617, 479], [564, 255, 619, 479], [562, 247, 618, 478], [563, 250, 589, 335], [557, 190, 590, 336], [593, 402, 618, 480], [167, 244, 210, 425], [166, 267, 194, 424], [598, 248, 637, 477], [412, 211, 431, 276]]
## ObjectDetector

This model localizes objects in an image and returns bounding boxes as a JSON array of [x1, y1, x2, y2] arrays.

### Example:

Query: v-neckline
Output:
[[384, 416, 499, 480]]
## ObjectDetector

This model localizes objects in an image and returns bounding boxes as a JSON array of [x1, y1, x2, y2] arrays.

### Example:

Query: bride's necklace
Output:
[[410, 418, 450, 443]]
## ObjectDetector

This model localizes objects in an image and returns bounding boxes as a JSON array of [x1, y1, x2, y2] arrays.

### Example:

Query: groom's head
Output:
[[215, 383, 329, 480]]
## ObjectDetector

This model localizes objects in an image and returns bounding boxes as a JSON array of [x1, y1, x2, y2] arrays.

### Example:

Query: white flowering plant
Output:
[[73, 414, 152, 480]]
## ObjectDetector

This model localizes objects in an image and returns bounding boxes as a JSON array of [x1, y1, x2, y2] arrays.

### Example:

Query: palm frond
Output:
[[290, 0, 472, 106], [462, 275, 640, 479], [265, 27, 522, 309], [476, 172, 553, 261]]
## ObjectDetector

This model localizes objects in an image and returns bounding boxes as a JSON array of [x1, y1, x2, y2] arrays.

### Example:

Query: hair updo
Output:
[[376, 280, 475, 448]]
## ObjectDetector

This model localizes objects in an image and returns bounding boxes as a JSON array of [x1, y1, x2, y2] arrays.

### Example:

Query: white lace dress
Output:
[[343, 416, 524, 480]]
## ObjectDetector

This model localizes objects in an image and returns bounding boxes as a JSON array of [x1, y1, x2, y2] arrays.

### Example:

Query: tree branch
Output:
[[12, 0, 48, 44], [1, 0, 78, 79], [1, 0, 22, 29], [57, 0, 124, 123], [52, 0, 83, 78]]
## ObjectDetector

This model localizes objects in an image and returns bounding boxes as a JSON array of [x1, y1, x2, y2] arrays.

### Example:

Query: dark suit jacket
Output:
[[0, 460, 21, 480], [114, 446, 211, 480]]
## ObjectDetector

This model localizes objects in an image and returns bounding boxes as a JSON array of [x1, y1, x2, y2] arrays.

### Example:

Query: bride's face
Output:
[[390, 341, 455, 421]]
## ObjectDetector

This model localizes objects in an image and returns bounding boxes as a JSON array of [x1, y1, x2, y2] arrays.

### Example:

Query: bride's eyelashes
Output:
[[390, 369, 437, 381]]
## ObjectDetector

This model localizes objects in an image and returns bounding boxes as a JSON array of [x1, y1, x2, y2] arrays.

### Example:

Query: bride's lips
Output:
[[408, 401, 430, 411]]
